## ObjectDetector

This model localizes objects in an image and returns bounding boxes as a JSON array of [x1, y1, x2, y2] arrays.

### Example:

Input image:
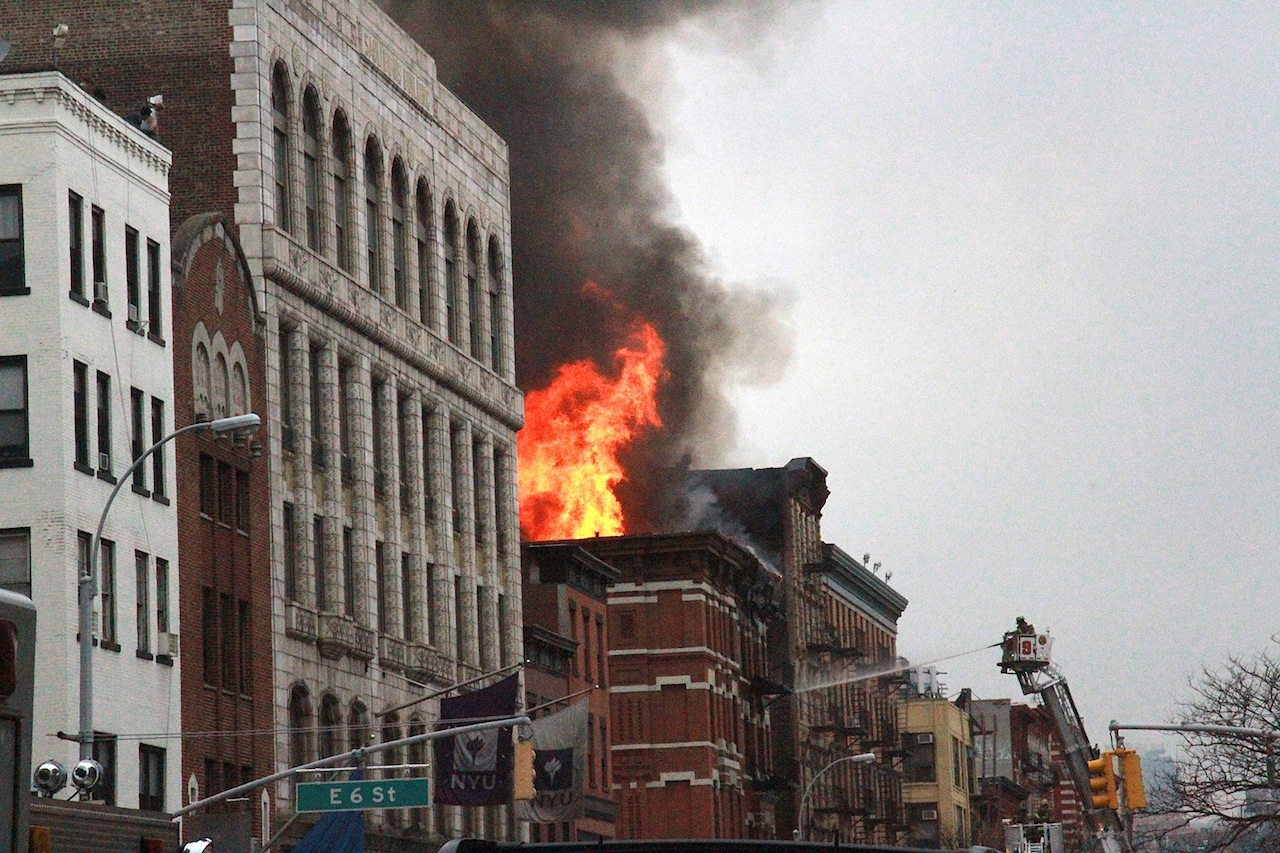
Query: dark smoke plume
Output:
[[380, 1, 794, 532]]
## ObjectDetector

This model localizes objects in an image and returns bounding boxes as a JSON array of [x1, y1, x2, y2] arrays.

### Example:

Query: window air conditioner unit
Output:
[[157, 632, 179, 656], [916, 733, 935, 745], [921, 809, 938, 821], [127, 303, 143, 329], [98, 451, 111, 470], [93, 281, 108, 304]]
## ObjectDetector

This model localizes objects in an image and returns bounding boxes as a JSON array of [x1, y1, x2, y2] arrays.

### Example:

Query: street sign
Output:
[[296, 777, 430, 813]]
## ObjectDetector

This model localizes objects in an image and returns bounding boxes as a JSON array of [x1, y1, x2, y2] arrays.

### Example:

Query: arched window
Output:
[[332, 111, 352, 272], [348, 699, 369, 751], [194, 342, 211, 419], [271, 63, 292, 233], [213, 353, 229, 418], [391, 158, 408, 310], [415, 179, 433, 328], [487, 235, 503, 372], [231, 362, 247, 415], [466, 220, 482, 359], [319, 693, 343, 758], [443, 201, 459, 344], [364, 137, 383, 294], [288, 684, 313, 768], [302, 87, 322, 251]]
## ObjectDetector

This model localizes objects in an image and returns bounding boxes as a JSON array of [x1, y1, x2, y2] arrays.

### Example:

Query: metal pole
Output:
[[1109, 721, 1280, 741], [79, 414, 259, 760], [172, 713, 530, 818], [793, 752, 875, 841]]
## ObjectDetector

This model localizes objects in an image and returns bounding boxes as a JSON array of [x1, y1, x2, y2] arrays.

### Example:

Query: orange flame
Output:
[[518, 314, 666, 540]]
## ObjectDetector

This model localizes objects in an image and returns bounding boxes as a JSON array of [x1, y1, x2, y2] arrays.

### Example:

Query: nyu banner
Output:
[[433, 674, 520, 806], [515, 699, 589, 823]]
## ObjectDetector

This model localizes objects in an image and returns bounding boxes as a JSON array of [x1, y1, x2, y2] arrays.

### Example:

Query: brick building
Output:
[[3, 1, 523, 842], [970, 698, 1088, 851], [566, 532, 781, 840], [170, 212, 273, 838], [0, 70, 179, 812], [521, 542, 619, 841], [688, 459, 909, 844], [899, 675, 976, 849]]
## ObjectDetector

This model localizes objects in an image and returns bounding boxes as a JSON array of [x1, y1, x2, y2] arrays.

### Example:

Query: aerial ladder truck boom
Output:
[[999, 620, 1140, 853]]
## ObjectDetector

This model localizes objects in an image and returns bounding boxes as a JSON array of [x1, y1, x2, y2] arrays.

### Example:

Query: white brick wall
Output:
[[0, 72, 180, 810]]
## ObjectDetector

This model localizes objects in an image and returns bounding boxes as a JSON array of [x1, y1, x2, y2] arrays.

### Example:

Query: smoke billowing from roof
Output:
[[380, 1, 794, 532]]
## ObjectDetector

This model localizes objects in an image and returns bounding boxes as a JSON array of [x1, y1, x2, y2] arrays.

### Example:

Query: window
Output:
[[421, 405, 436, 520], [599, 716, 609, 790], [583, 607, 593, 683], [130, 387, 147, 494], [0, 186, 24, 295], [91, 733, 117, 805], [391, 159, 408, 309], [146, 239, 162, 341], [401, 552, 414, 642], [596, 614, 606, 687], [139, 744, 165, 811], [444, 201, 459, 343], [239, 599, 251, 694], [0, 528, 30, 598], [364, 137, 383, 293], [466, 221, 482, 358], [289, 685, 313, 767], [218, 462, 234, 525], [488, 238, 503, 371], [69, 191, 85, 300], [375, 540, 388, 634], [156, 558, 169, 636], [314, 515, 327, 610], [283, 502, 298, 601], [472, 437, 485, 543], [96, 371, 112, 476], [341, 526, 355, 619], [588, 712, 596, 789], [371, 378, 386, 495], [220, 592, 236, 688], [337, 360, 353, 483], [397, 394, 411, 506], [416, 180, 433, 326], [135, 551, 150, 653], [302, 88, 321, 250], [125, 226, 141, 329], [492, 445, 507, 554], [347, 700, 369, 752], [454, 583, 467, 663], [150, 397, 166, 500], [332, 112, 352, 271], [308, 341, 324, 466], [100, 538, 116, 645], [568, 602, 579, 677], [320, 693, 342, 758], [449, 422, 464, 532], [0, 357, 30, 465], [236, 469, 250, 532], [202, 588, 217, 686], [272, 63, 292, 233], [280, 327, 295, 450], [91, 205, 107, 308]]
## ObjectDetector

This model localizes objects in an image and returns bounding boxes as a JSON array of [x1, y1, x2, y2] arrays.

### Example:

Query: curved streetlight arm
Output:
[[78, 415, 260, 759], [794, 752, 876, 841]]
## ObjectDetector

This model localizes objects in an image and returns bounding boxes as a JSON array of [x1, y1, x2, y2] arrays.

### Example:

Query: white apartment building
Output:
[[0, 72, 180, 810]]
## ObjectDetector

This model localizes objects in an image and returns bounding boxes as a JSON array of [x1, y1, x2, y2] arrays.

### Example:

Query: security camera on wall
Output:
[[33, 760, 68, 797], [70, 758, 103, 794]]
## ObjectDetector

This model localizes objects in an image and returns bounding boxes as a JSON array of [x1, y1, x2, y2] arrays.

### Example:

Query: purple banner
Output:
[[433, 674, 520, 806]]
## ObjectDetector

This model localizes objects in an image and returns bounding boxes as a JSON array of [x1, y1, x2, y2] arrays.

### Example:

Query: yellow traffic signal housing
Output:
[[514, 739, 536, 800], [1087, 750, 1119, 810], [1117, 748, 1147, 809]]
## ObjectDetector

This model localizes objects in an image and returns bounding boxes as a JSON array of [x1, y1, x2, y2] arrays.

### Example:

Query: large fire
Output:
[[517, 303, 666, 540]]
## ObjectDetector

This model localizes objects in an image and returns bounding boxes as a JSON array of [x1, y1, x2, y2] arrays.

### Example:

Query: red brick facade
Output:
[[521, 543, 618, 841], [171, 213, 272, 835]]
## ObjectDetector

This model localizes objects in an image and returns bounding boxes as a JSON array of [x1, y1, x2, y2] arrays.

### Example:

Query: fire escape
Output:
[[796, 559, 907, 845]]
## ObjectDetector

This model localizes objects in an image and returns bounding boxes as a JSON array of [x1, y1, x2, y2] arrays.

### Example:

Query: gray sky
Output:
[[653, 3, 1280, 743]]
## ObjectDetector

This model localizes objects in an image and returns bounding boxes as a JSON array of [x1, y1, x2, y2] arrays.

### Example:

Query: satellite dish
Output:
[[0, 40, 13, 65]]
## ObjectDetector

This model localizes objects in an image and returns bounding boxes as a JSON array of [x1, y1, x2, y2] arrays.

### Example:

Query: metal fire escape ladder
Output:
[[1001, 631, 1132, 853]]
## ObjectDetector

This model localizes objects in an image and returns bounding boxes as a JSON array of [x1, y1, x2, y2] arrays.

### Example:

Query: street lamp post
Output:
[[77, 413, 261, 759], [794, 751, 877, 842]]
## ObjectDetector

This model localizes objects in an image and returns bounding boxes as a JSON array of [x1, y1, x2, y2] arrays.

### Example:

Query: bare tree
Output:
[[1142, 645, 1280, 853]]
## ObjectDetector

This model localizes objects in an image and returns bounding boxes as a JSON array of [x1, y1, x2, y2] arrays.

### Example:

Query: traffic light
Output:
[[514, 739, 536, 800], [1087, 750, 1119, 810], [1116, 748, 1147, 809]]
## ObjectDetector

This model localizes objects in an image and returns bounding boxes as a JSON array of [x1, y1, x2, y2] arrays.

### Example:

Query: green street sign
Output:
[[296, 777, 431, 812]]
